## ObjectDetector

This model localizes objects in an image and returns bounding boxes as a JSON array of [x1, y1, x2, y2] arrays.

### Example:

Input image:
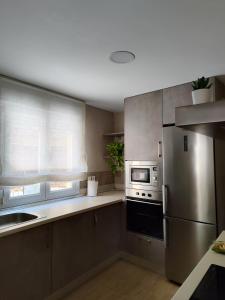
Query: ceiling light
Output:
[[110, 51, 135, 64]]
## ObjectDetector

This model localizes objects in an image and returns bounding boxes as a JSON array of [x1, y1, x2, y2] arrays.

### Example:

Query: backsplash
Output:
[[80, 171, 114, 194]]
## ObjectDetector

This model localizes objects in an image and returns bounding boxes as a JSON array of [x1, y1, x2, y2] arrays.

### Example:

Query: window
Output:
[[49, 181, 73, 192], [9, 183, 41, 198], [46, 181, 80, 200], [0, 77, 87, 208], [3, 183, 45, 207]]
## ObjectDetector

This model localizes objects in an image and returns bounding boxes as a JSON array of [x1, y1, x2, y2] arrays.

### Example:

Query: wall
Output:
[[80, 106, 125, 192], [81, 105, 114, 192], [113, 112, 124, 190]]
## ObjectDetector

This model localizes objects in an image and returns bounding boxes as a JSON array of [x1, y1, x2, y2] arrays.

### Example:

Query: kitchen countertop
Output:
[[172, 230, 225, 299], [0, 190, 124, 238]]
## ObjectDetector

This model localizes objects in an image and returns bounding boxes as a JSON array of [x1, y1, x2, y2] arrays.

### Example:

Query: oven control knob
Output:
[[136, 192, 139, 195], [153, 176, 158, 181], [142, 193, 145, 196], [148, 194, 152, 197]]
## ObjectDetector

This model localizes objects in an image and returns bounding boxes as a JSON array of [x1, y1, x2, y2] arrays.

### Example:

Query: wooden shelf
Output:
[[103, 132, 124, 137]]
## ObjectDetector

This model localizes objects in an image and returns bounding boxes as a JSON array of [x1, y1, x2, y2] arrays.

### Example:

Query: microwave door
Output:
[[131, 167, 150, 184]]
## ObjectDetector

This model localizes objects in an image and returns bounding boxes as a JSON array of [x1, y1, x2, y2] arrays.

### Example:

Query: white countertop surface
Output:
[[0, 190, 124, 238], [173, 230, 225, 299]]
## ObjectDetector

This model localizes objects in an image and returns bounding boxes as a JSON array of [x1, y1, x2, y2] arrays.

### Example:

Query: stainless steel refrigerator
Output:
[[163, 126, 217, 284]]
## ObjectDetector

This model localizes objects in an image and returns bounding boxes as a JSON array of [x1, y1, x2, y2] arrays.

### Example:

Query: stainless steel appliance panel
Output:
[[163, 126, 216, 224], [126, 188, 162, 202], [126, 198, 163, 239], [165, 217, 216, 284], [125, 161, 160, 191]]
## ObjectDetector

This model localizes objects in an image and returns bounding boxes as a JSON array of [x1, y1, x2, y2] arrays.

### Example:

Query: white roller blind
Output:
[[0, 77, 87, 186]]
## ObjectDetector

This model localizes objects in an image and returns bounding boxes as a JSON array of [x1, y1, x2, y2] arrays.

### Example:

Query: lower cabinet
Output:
[[0, 225, 51, 300], [93, 203, 121, 265], [0, 203, 122, 299], [52, 211, 95, 291], [52, 203, 122, 292]]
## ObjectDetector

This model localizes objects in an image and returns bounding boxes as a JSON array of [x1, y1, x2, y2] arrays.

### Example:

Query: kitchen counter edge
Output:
[[0, 190, 125, 238]]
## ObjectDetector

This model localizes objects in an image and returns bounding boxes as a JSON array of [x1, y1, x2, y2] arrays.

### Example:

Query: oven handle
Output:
[[126, 199, 162, 206]]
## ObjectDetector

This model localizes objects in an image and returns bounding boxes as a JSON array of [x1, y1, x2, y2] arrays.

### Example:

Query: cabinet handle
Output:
[[94, 213, 98, 225], [158, 141, 162, 158]]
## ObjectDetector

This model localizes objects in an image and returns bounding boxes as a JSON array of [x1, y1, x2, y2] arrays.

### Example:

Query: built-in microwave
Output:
[[125, 161, 159, 191]]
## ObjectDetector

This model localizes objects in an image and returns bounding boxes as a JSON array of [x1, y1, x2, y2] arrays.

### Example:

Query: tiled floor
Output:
[[63, 260, 179, 300]]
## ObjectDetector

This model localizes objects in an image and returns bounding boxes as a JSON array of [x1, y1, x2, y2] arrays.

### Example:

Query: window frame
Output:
[[45, 181, 80, 200], [2, 183, 46, 208], [1, 180, 80, 208]]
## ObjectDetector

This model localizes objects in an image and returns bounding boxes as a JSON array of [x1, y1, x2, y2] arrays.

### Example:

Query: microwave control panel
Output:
[[151, 166, 159, 185]]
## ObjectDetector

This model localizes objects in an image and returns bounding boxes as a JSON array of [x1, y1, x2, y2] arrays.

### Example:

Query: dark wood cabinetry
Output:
[[162, 82, 193, 125], [0, 203, 122, 300], [0, 225, 51, 300], [93, 204, 121, 265], [124, 90, 163, 162], [52, 203, 121, 292], [52, 211, 95, 291]]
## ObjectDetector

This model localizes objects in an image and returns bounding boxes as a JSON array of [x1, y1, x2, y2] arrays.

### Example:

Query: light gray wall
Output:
[[86, 105, 114, 172]]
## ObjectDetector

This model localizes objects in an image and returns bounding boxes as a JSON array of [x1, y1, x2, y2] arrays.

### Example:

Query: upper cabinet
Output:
[[124, 90, 162, 162], [162, 82, 193, 125]]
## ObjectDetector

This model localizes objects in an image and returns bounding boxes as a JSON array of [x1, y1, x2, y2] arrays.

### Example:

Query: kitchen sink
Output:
[[0, 212, 38, 230]]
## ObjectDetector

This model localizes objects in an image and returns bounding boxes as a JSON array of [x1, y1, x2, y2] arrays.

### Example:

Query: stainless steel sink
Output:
[[0, 212, 38, 230]]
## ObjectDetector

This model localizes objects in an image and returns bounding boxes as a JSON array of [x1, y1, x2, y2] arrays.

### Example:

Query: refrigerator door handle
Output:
[[162, 184, 168, 215], [163, 217, 168, 248]]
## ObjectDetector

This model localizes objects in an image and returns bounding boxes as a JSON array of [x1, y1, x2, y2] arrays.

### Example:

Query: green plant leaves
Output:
[[192, 76, 212, 90], [106, 141, 124, 175]]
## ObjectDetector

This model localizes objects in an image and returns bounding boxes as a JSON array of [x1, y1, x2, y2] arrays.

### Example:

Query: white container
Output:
[[87, 180, 98, 197], [192, 89, 211, 105]]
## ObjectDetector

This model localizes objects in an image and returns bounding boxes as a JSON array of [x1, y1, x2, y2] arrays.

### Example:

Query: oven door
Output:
[[126, 199, 164, 240]]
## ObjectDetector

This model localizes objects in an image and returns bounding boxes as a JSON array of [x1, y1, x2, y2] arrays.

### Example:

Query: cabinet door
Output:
[[162, 82, 193, 125], [94, 204, 121, 265], [0, 225, 51, 300], [124, 90, 162, 162], [52, 211, 95, 291]]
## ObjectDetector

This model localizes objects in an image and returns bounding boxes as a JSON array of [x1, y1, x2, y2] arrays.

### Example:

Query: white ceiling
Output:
[[0, 0, 225, 111]]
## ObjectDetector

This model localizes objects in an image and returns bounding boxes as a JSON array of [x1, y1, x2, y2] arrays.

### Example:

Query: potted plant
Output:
[[192, 77, 212, 105], [106, 141, 124, 175]]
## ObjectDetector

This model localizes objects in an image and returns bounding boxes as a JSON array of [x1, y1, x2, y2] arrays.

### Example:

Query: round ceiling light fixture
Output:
[[110, 51, 135, 64]]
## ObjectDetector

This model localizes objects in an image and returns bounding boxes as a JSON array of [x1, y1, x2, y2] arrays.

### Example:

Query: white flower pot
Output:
[[192, 89, 211, 105]]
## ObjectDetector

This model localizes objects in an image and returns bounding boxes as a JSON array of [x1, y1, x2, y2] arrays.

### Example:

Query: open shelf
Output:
[[103, 132, 124, 137]]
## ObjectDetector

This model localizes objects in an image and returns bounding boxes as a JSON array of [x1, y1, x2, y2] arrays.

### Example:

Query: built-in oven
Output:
[[126, 189, 163, 240], [125, 161, 159, 191]]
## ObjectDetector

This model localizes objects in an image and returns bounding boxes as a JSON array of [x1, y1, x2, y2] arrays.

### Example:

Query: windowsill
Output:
[[0, 190, 124, 238]]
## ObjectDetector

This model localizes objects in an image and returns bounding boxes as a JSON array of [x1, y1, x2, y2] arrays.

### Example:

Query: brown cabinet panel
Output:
[[52, 204, 122, 292], [124, 90, 162, 162], [163, 82, 193, 125], [0, 225, 51, 300], [94, 203, 121, 265], [52, 211, 95, 291]]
